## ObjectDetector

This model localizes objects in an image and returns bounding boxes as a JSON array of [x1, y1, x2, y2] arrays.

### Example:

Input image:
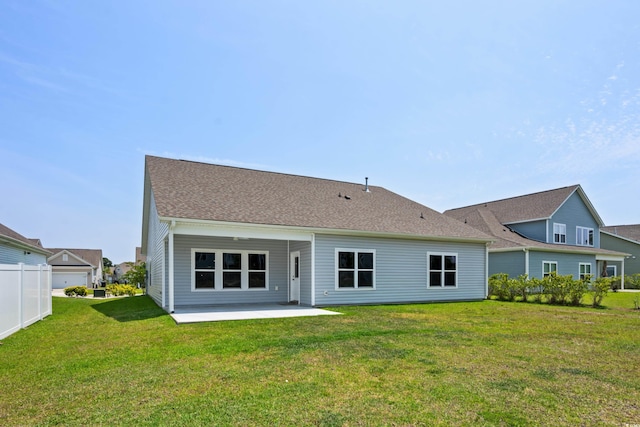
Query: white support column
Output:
[[168, 223, 175, 313], [621, 259, 625, 290], [161, 239, 166, 309], [485, 243, 490, 298], [524, 249, 530, 278], [311, 233, 316, 306]]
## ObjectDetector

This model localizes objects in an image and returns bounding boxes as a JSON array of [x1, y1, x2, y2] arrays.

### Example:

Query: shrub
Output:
[[106, 284, 138, 297], [567, 275, 590, 306], [63, 286, 88, 297], [592, 277, 611, 308], [543, 272, 574, 305], [624, 274, 640, 290]]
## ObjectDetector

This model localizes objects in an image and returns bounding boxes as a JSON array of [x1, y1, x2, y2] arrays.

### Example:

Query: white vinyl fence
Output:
[[0, 264, 52, 340]]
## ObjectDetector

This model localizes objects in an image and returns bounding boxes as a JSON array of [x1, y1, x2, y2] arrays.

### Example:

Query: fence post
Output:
[[38, 264, 43, 321], [18, 263, 24, 330]]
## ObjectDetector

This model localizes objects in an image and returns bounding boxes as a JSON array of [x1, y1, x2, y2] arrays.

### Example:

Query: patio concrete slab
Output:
[[170, 304, 341, 323]]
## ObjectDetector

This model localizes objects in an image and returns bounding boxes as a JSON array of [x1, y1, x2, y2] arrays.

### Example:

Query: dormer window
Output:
[[576, 226, 594, 246], [553, 223, 566, 244]]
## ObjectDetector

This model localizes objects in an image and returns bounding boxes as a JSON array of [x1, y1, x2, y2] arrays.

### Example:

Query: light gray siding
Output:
[[489, 251, 525, 277], [145, 191, 168, 307], [171, 235, 289, 306], [509, 220, 547, 242], [527, 251, 596, 280], [0, 244, 47, 265], [313, 234, 486, 306], [549, 192, 600, 247]]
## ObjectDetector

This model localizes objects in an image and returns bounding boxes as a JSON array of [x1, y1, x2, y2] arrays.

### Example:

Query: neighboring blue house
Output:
[[0, 223, 51, 265], [141, 156, 492, 312], [444, 185, 629, 287], [600, 225, 640, 277]]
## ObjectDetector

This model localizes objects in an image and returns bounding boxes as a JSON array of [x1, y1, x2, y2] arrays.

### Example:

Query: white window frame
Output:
[[335, 248, 376, 290], [427, 252, 458, 288], [576, 226, 594, 247], [606, 265, 617, 277], [62, 254, 69, 262], [543, 261, 557, 277], [193, 250, 216, 291], [579, 263, 592, 280], [191, 249, 269, 292], [553, 223, 566, 244]]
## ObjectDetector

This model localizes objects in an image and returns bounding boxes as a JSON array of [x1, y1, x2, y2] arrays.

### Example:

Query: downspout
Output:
[[524, 248, 529, 278], [287, 240, 290, 302], [168, 220, 175, 313], [311, 233, 316, 306], [545, 220, 549, 243], [161, 238, 166, 309]]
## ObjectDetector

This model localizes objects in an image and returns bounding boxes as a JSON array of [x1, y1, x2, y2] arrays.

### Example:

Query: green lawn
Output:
[[1, 294, 638, 426]]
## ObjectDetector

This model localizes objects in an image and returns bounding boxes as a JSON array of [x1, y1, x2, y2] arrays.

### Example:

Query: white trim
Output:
[[553, 223, 567, 244], [524, 248, 530, 277], [427, 251, 459, 288], [159, 217, 492, 245], [578, 262, 592, 279], [542, 260, 557, 277], [190, 249, 269, 292], [576, 226, 594, 247], [334, 248, 376, 291], [168, 226, 175, 313], [311, 233, 316, 306]]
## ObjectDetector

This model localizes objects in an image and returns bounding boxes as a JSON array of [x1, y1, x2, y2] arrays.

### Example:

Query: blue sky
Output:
[[1, 1, 639, 263]]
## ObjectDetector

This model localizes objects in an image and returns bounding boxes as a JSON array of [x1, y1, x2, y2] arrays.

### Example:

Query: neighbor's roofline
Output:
[[0, 235, 52, 256], [600, 229, 640, 245], [158, 215, 494, 245]]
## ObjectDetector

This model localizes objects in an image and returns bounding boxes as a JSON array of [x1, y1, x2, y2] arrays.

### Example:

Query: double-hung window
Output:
[[192, 249, 268, 291], [553, 223, 566, 244], [576, 227, 594, 246], [428, 253, 457, 287], [336, 249, 375, 289], [194, 252, 216, 289], [579, 263, 592, 280], [543, 261, 557, 277]]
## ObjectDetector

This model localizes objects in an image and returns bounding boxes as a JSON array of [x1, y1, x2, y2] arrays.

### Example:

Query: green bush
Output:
[[106, 284, 137, 297], [624, 273, 640, 290], [63, 286, 88, 297], [592, 277, 611, 308], [567, 275, 590, 306]]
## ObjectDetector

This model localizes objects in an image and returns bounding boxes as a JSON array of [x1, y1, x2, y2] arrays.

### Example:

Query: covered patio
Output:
[[170, 303, 341, 324]]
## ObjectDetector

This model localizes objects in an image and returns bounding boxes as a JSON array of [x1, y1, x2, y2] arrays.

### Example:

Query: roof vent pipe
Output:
[[365, 177, 370, 192]]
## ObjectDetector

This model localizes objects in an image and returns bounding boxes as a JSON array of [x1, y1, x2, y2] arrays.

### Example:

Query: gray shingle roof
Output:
[[602, 225, 640, 243], [144, 156, 490, 241], [0, 223, 51, 255], [444, 185, 582, 224], [46, 249, 103, 268]]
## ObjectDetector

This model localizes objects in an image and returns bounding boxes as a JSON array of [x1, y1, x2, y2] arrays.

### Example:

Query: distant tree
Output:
[[103, 257, 113, 268], [122, 262, 146, 289]]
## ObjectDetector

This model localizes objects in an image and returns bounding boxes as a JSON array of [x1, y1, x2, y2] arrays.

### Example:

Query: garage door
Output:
[[52, 273, 87, 289]]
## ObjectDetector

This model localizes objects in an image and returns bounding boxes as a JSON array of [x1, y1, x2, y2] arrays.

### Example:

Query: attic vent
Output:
[[364, 177, 370, 192], [344, 195, 351, 200], [420, 212, 424, 219]]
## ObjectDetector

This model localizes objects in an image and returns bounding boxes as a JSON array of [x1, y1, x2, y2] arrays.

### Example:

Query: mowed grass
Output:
[[1, 294, 638, 426]]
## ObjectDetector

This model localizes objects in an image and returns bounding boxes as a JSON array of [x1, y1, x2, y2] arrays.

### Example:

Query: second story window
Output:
[[576, 226, 594, 246], [553, 223, 566, 244]]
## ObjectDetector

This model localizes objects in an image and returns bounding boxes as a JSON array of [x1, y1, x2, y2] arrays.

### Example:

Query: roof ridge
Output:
[[147, 155, 377, 189]]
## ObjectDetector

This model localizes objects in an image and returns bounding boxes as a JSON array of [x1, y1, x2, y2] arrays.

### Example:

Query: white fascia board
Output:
[[503, 218, 549, 225], [162, 218, 314, 242], [596, 254, 628, 262], [489, 245, 628, 260], [160, 217, 492, 244]]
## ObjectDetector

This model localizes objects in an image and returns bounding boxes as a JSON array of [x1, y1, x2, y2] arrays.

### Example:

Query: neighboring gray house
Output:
[[46, 249, 104, 289], [600, 225, 640, 277], [0, 223, 51, 264], [141, 156, 492, 312], [445, 185, 629, 286]]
